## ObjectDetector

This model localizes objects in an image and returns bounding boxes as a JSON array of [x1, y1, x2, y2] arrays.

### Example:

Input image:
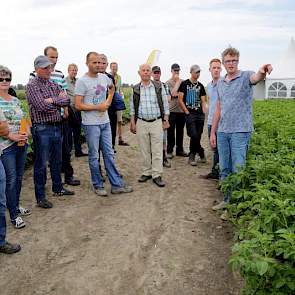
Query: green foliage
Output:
[[122, 87, 132, 122], [16, 90, 26, 100], [224, 100, 295, 294]]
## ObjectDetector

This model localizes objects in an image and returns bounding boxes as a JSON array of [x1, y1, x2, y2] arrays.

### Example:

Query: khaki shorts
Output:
[[117, 110, 123, 122]]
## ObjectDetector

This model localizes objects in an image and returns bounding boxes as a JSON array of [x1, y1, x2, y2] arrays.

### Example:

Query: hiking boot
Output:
[[53, 188, 75, 197], [93, 187, 108, 197], [0, 241, 21, 254], [111, 184, 133, 194], [37, 199, 53, 209], [188, 154, 197, 166], [138, 175, 152, 183], [153, 176, 165, 187], [212, 201, 227, 211], [18, 206, 32, 216], [11, 216, 26, 229]]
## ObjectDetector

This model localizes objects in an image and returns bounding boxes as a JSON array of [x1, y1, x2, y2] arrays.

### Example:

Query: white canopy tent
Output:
[[265, 37, 295, 99]]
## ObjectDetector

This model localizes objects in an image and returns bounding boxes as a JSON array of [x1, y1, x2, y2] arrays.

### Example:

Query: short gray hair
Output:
[[221, 46, 240, 62], [98, 54, 108, 61], [0, 65, 12, 78]]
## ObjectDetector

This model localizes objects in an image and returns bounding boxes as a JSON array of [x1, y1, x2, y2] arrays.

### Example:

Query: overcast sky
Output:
[[1, 0, 294, 85]]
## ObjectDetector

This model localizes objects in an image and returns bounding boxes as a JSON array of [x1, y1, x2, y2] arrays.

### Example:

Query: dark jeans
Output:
[[1, 143, 27, 221], [61, 120, 74, 181], [0, 160, 6, 246], [68, 106, 83, 155], [108, 108, 117, 149], [208, 125, 219, 176], [186, 111, 205, 157], [167, 112, 186, 154], [31, 123, 63, 202]]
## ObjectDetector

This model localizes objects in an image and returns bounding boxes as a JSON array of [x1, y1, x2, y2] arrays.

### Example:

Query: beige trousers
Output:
[[137, 119, 163, 178]]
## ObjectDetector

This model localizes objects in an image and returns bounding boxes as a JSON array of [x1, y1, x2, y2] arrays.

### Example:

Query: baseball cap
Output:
[[34, 55, 54, 69], [152, 66, 161, 72], [171, 63, 180, 71], [190, 64, 201, 73]]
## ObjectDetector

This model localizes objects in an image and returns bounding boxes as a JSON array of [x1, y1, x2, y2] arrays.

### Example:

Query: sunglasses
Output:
[[153, 71, 161, 74], [0, 77, 12, 82]]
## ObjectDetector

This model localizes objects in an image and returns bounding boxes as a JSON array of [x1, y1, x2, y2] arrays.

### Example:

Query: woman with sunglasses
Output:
[[0, 65, 31, 229]]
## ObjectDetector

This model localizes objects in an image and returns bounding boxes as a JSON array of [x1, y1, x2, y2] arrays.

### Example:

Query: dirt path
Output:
[[0, 126, 241, 295]]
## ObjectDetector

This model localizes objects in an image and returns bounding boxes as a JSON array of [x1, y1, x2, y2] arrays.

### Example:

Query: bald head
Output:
[[138, 64, 152, 82]]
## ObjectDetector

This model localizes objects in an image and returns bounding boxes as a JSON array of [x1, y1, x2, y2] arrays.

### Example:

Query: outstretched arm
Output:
[[250, 64, 273, 84]]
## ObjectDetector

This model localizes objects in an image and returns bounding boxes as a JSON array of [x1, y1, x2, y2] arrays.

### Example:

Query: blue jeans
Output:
[[208, 125, 219, 176], [83, 123, 123, 189], [31, 124, 63, 202], [1, 143, 27, 221], [217, 132, 251, 202], [0, 160, 6, 246]]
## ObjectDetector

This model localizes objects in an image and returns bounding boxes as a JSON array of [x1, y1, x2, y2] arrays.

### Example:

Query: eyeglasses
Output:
[[0, 77, 12, 82], [194, 71, 200, 74], [173, 69, 180, 72], [153, 71, 161, 74], [224, 59, 239, 64]]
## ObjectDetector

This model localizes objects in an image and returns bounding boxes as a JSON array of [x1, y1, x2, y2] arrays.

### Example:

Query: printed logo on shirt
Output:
[[93, 84, 106, 105], [186, 84, 201, 109]]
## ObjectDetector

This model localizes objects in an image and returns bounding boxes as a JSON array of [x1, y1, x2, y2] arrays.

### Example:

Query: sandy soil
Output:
[[0, 126, 241, 295]]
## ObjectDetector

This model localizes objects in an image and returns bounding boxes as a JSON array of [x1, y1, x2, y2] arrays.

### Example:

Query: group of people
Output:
[[0, 45, 272, 254]]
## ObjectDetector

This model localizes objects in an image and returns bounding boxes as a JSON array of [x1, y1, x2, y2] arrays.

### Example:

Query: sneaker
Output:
[[138, 175, 152, 182], [212, 201, 227, 211], [220, 210, 228, 221], [37, 199, 53, 209], [163, 159, 171, 168], [153, 176, 165, 187], [18, 206, 32, 216], [111, 184, 133, 194], [0, 241, 21, 254], [11, 216, 26, 229], [188, 154, 197, 166], [53, 188, 75, 197], [167, 153, 173, 159], [93, 187, 108, 197]]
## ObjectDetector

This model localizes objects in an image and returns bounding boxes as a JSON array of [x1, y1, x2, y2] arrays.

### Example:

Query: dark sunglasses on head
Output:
[[0, 78, 12, 82]]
